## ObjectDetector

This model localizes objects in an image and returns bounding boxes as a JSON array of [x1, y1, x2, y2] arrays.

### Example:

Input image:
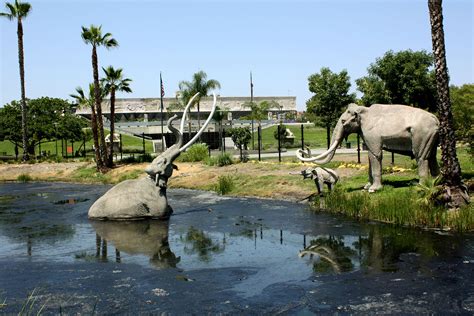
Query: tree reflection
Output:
[[183, 226, 224, 262]]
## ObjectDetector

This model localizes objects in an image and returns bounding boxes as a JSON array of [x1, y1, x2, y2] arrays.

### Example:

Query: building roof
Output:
[[75, 95, 296, 115]]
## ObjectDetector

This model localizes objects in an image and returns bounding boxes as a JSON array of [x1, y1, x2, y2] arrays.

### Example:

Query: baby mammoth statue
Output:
[[300, 166, 339, 196]]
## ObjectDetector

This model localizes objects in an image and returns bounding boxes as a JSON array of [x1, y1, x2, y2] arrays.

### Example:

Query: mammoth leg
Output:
[[314, 179, 322, 196], [368, 151, 383, 192], [412, 129, 438, 180], [364, 154, 373, 190]]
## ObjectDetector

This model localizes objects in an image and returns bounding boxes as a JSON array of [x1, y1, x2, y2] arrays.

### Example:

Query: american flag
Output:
[[160, 73, 165, 98]]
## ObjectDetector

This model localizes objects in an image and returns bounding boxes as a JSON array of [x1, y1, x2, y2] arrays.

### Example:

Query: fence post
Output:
[[83, 136, 86, 157], [142, 132, 145, 155], [357, 134, 361, 164], [258, 126, 261, 161], [65, 139, 68, 159], [38, 140, 41, 158], [222, 129, 226, 153], [301, 124, 304, 150], [277, 124, 281, 163], [71, 141, 74, 157], [391, 152, 395, 165], [120, 134, 123, 161]]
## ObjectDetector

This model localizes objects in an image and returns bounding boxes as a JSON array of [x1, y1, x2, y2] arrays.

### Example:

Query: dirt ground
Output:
[[0, 159, 362, 202]]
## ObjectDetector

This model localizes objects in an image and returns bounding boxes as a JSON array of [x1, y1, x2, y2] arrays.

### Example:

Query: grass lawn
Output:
[[0, 132, 154, 157], [256, 124, 359, 150]]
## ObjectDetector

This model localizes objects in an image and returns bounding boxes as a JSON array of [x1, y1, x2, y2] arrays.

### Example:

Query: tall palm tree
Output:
[[101, 66, 132, 167], [70, 83, 105, 170], [179, 71, 221, 132], [1, 0, 32, 161], [428, 0, 468, 207], [81, 25, 118, 170]]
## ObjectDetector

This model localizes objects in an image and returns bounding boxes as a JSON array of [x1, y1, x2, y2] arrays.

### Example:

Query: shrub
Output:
[[180, 143, 209, 162], [17, 174, 32, 182], [215, 175, 235, 195], [207, 153, 233, 167]]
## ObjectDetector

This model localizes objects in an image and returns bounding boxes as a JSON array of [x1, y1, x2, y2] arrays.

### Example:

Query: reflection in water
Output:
[[91, 220, 180, 269], [300, 236, 356, 274], [53, 198, 89, 205], [183, 226, 224, 262], [299, 225, 462, 275]]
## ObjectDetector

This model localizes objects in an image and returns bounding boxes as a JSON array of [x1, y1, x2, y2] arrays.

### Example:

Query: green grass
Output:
[[71, 165, 110, 184], [257, 124, 359, 150], [320, 185, 473, 231], [17, 174, 33, 182], [0, 131, 154, 157], [214, 175, 235, 195]]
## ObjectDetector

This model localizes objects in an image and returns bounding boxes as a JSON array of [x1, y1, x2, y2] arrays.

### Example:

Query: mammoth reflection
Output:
[[91, 220, 180, 269], [299, 236, 356, 274], [300, 225, 463, 275]]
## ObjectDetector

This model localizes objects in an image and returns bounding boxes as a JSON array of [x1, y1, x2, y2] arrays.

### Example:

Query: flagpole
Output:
[[160, 72, 164, 152], [250, 71, 254, 150]]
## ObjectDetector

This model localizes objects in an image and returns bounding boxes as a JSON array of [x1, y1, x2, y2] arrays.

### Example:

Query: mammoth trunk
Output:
[[302, 121, 344, 164]]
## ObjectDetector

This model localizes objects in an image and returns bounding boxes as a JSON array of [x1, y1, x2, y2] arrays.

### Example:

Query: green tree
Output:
[[101, 66, 132, 167], [450, 84, 473, 147], [70, 83, 106, 169], [306, 67, 356, 148], [81, 25, 118, 171], [356, 50, 437, 111], [0, 98, 85, 155], [242, 100, 279, 127], [1, 0, 32, 161], [428, 0, 467, 207], [179, 71, 221, 132], [228, 127, 251, 161]]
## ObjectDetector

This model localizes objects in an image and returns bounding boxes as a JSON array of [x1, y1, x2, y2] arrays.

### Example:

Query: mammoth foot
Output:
[[364, 182, 382, 193]]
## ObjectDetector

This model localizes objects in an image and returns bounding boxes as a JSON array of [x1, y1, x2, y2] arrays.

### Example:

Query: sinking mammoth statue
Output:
[[297, 103, 439, 192], [88, 92, 217, 220]]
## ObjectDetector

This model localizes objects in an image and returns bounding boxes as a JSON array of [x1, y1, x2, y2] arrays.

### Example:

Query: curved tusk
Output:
[[296, 141, 339, 163], [179, 92, 218, 152], [180, 92, 200, 134]]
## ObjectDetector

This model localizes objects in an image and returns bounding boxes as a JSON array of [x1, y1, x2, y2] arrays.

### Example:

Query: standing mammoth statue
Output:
[[297, 103, 439, 192], [88, 92, 217, 220]]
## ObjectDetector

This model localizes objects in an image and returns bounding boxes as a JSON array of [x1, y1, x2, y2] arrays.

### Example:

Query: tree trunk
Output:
[[17, 19, 29, 161], [107, 88, 116, 167], [90, 102, 102, 170], [428, 0, 468, 207], [92, 45, 106, 170]]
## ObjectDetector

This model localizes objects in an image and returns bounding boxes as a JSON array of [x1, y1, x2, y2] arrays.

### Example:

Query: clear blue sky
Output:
[[1, 0, 473, 110]]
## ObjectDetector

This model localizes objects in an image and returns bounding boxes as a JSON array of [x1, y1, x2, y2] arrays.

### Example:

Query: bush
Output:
[[121, 153, 153, 164], [179, 143, 209, 162], [17, 174, 32, 182], [215, 175, 235, 195], [207, 153, 234, 167]]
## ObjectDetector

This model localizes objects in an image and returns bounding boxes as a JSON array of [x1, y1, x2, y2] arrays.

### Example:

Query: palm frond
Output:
[[17, 1, 31, 17]]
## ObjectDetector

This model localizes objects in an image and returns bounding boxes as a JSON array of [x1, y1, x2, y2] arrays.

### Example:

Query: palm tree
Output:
[[212, 106, 228, 151], [101, 66, 132, 167], [428, 0, 468, 207], [179, 71, 221, 132], [1, 0, 32, 161], [81, 25, 118, 170], [70, 83, 105, 170]]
